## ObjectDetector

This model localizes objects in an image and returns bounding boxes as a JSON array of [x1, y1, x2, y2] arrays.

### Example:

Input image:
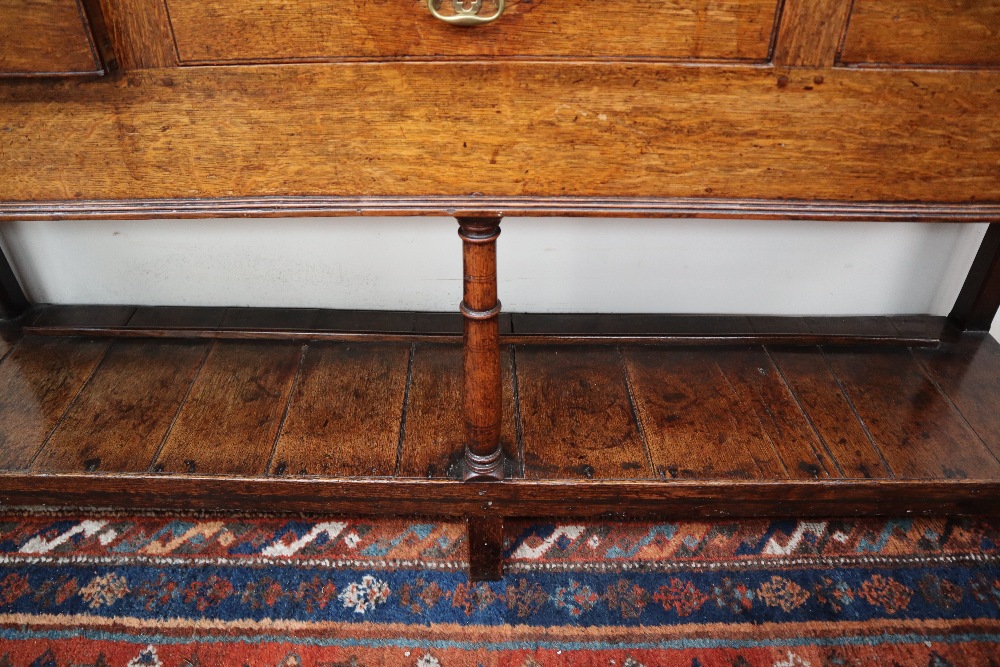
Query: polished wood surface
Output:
[[167, 0, 778, 63], [2, 66, 999, 208], [841, 0, 1000, 67], [16, 305, 956, 348], [0, 0, 102, 76], [0, 327, 999, 503], [458, 217, 505, 480], [773, 0, 852, 67]]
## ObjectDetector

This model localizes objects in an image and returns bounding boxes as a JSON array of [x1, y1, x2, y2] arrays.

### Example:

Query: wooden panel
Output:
[[220, 307, 318, 330], [0, 0, 101, 75], [773, 0, 853, 67], [768, 347, 891, 478], [623, 347, 782, 479], [153, 341, 302, 475], [915, 334, 1000, 462], [271, 343, 409, 477], [2, 65, 1000, 206], [95, 0, 177, 69], [715, 347, 833, 478], [167, 0, 778, 63], [32, 340, 208, 472], [29, 305, 135, 329], [397, 344, 518, 478], [0, 337, 108, 469], [127, 306, 227, 329], [518, 346, 649, 479], [841, 0, 1000, 66], [824, 347, 1000, 479]]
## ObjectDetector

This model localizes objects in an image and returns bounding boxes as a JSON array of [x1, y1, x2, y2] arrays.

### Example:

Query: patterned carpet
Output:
[[0, 509, 998, 666]]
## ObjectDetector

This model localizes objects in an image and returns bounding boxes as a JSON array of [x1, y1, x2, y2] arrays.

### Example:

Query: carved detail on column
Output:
[[456, 216, 505, 482]]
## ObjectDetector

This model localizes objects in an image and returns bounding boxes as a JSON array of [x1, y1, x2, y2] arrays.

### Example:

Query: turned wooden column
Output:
[[457, 216, 505, 481]]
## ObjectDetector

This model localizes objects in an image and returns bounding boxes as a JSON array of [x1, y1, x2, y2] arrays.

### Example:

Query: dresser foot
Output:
[[468, 515, 504, 581]]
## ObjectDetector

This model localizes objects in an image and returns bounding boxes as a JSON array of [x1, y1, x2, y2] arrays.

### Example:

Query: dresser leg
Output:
[[0, 242, 29, 321], [468, 515, 504, 581], [457, 216, 505, 482]]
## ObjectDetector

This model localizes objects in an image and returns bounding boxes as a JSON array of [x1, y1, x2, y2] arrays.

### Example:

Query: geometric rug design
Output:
[[1, 509, 998, 665]]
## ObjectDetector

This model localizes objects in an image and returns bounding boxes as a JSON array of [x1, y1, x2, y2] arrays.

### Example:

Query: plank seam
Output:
[[147, 340, 214, 472], [393, 343, 416, 478], [764, 345, 843, 477], [714, 359, 787, 478], [618, 346, 656, 479], [908, 347, 1000, 470], [818, 348, 895, 478], [264, 343, 310, 476], [26, 340, 114, 471]]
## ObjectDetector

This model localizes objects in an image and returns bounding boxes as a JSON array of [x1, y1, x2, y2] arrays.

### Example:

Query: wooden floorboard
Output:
[[623, 347, 782, 480], [0, 337, 109, 470], [824, 347, 1000, 479], [914, 334, 1000, 464], [32, 340, 209, 473], [767, 347, 892, 479], [152, 341, 303, 475], [270, 342, 409, 477], [396, 344, 519, 479], [518, 346, 651, 480]]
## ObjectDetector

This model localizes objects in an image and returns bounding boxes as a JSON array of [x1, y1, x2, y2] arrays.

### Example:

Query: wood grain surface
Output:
[[167, 0, 778, 63], [841, 0, 1000, 66], [270, 343, 409, 476], [152, 341, 303, 475], [0, 337, 108, 469], [32, 340, 208, 472], [2, 65, 999, 206], [773, 0, 852, 67], [0, 0, 101, 75]]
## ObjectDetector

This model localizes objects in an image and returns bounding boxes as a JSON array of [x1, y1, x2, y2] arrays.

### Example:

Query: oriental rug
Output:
[[0, 509, 998, 666]]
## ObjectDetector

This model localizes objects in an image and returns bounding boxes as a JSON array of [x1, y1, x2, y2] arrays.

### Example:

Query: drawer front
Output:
[[0, 0, 102, 75], [166, 0, 780, 63], [840, 0, 1000, 67]]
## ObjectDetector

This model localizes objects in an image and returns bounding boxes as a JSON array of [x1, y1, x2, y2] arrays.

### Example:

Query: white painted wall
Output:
[[1, 219, 997, 339]]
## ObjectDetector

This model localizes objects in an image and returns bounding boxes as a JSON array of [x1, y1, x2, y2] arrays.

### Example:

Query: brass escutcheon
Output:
[[427, 0, 505, 26]]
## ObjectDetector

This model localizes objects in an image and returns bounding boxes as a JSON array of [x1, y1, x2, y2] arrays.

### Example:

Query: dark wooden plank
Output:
[[220, 307, 318, 330], [270, 343, 409, 477], [803, 316, 899, 338], [412, 312, 464, 335], [824, 347, 1000, 480], [747, 316, 809, 335], [153, 341, 303, 475], [915, 334, 1000, 465], [3, 475, 998, 518], [0, 245, 28, 321], [518, 346, 649, 480], [0, 337, 108, 469], [890, 315, 950, 341], [773, 0, 853, 67], [715, 347, 834, 478], [397, 344, 519, 479], [468, 516, 504, 582], [29, 305, 135, 329], [623, 347, 783, 480], [768, 346, 892, 479], [128, 306, 227, 329], [949, 224, 1000, 332], [3, 65, 1000, 205], [32, 340, 209, 473], [313, 309, 415, 333]]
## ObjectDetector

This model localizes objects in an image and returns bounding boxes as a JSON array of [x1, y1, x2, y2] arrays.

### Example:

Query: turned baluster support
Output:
[[457, 216, 505, 482]]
